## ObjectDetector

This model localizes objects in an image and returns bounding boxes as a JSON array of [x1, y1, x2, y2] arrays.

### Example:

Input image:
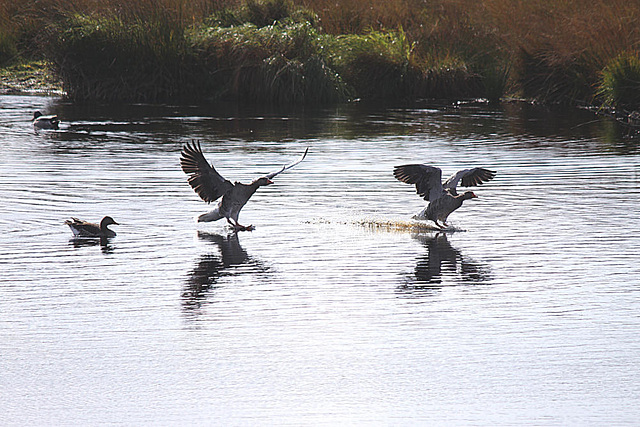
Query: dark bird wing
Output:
[[393, 164, 445, 201], [443, 168, 496, 194], [264, 147, 309, 179], [180, 141, 234, 203]]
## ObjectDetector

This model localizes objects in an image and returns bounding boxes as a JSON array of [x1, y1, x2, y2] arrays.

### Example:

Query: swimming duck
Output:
[[32, 111, 60, 130], [65, 216, 118, 238], [180, 141, 308, 231], [393, 164, 496, 229]]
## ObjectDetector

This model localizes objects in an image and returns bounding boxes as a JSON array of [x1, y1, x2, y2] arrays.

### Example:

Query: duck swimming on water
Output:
[[393, 164, 496, 229], [180, 141, 308, 231], [65, 216, 119, 238], [32, 111, 60, 130]]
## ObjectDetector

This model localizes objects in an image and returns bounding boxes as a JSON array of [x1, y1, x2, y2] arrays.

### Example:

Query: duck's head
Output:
[[463, 191, 478, 200], [101, 216, 119, 227], [255, 177, 274, 187], [33, 111, 43, 120]]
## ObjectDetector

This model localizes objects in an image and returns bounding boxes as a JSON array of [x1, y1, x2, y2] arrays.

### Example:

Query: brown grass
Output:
[[486, 0, 640, 64], [2, 0, 639, 104]]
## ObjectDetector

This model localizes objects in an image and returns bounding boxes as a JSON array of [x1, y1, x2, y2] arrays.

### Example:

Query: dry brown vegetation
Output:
[[1, 0, 639, 106]]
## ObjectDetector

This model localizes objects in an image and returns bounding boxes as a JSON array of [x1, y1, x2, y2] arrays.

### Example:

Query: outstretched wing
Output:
[[180, 141, 234, 203], [393, 164, 445, 201], [443, 168, 496, 194], [264, 147, 309, 179]]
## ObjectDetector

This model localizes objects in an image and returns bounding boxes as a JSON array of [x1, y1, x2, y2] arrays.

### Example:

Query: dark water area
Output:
[[1, 95, 639, 425]]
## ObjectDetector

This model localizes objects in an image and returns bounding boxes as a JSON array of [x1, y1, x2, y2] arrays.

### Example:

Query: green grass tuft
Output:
[[598, 52, 640, 109], [326, 29, 485, 101], [190, 21, 350, 104]]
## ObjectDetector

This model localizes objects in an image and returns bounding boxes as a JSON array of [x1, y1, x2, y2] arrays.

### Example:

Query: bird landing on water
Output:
[[180, 141, 308, 231], [393, 164, 496, 229]]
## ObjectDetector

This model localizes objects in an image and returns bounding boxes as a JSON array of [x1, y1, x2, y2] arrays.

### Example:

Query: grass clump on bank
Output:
[[189, 21, 350, 104], [598, 53, 640, 111], [326, 29, 484, 102], [41, 0, 353, 103], [45, 12, 191, 102]]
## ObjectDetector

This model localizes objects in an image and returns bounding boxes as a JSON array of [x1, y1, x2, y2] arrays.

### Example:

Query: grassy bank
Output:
[[1, 0, 639, 109], [0, 60, 62, 94]]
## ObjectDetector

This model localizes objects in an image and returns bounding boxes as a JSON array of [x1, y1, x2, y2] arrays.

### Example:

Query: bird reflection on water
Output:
[[182, 232, 267, 316], [68, 236, 115, 254], [398, 232, 491, 295]]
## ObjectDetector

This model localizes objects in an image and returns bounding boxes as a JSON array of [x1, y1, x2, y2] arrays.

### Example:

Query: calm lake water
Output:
[[1, 95, 640, 425]]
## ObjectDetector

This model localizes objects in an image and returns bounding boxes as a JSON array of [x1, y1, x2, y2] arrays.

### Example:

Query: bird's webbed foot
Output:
[[433, 221, 446, 229], [227, 218, 254, 232]]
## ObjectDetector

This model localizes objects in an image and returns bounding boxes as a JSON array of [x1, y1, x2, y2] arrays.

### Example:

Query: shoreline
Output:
[[1, 60, 637, 138]]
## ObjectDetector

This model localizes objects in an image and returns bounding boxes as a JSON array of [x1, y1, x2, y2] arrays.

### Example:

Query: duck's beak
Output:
[[266, 179, 274, 185]]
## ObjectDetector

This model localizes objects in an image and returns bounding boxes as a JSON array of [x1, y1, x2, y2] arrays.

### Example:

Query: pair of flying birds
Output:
[[66, 142, 495, 238]]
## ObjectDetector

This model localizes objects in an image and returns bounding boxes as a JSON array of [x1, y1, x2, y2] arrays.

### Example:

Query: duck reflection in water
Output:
[[69, 236, 114, 254], [399, 232, 491, 295], [182, 231, 266, 315]]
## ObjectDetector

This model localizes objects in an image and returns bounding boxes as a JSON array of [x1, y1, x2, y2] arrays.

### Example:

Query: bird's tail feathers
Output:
[[197, 208, 224, 222]]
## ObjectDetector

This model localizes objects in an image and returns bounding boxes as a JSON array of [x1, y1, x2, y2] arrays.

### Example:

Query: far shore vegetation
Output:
[[1, 0, 640, 112]]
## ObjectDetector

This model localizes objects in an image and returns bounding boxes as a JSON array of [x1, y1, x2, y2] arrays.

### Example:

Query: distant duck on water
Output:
[[33, 111, 60, 130], [65, 216, 119, 238]]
